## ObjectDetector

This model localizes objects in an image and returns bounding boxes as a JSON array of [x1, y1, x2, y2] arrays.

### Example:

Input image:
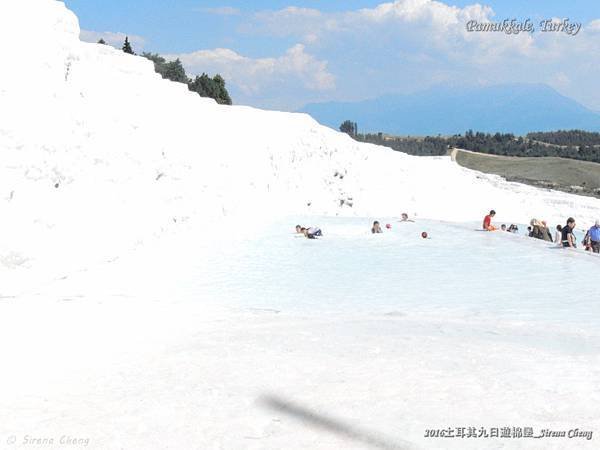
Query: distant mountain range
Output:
[[299, 84, 600, 136]]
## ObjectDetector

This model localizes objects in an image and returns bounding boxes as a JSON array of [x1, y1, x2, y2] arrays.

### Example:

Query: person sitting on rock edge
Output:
[[483, 210, 497, 231]]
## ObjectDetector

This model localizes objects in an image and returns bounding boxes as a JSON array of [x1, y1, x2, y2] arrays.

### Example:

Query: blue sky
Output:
[[65, 0, 597, 54], [65, 0, 600, 111]]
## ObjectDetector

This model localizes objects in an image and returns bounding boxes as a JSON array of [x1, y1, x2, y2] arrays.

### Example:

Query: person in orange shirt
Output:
[[483, 210, 497, 231]]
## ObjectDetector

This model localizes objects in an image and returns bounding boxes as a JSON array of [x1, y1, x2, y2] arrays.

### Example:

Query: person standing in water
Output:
[[561, 217, 577, 248], [554, 224, 563, 246], [587, 220, 600, 253], [583, 230, 592, 251], [371, 221, 383, 234]]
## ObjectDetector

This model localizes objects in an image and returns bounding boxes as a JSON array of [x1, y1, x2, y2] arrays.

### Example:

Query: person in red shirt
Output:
[[483, 210, 497, 231]]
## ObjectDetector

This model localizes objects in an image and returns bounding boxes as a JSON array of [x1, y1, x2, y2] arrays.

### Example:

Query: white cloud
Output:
[[240, 0, 600, 109], [587, 19, 600, 32], [249, 0, 534, 61], [550, 72, 570, 88], [80, 30, 146, 51], [166, 44, 335, 108], [255, 6, 322, 24], [243, 7, 326, 43], [196, 6, 240, 16]]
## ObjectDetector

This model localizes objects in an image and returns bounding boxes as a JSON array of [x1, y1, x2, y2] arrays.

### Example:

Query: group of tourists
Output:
[[482, 209, 600, 254], [294, 210, 600, 252], [499, 224, 520, 233], [295, 213, 419, 240], [527, 219, 553, 242]]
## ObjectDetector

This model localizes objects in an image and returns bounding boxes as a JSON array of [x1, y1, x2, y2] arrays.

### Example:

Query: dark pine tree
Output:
[[213, 74, 232, 105], [340, 120, 356, 136], [142, 52, 233, 105], [97, 38, 107, 45], [162, 59, 188, 83], [188, 73, 233, 105], [122, 36, 134, 55]]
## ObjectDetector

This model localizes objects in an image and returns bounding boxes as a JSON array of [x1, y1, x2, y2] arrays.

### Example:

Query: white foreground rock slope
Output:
[[2, 3, 600, 450]]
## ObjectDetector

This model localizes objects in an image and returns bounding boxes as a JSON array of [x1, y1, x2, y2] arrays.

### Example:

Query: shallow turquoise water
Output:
[[192, 217, 600, 333]]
